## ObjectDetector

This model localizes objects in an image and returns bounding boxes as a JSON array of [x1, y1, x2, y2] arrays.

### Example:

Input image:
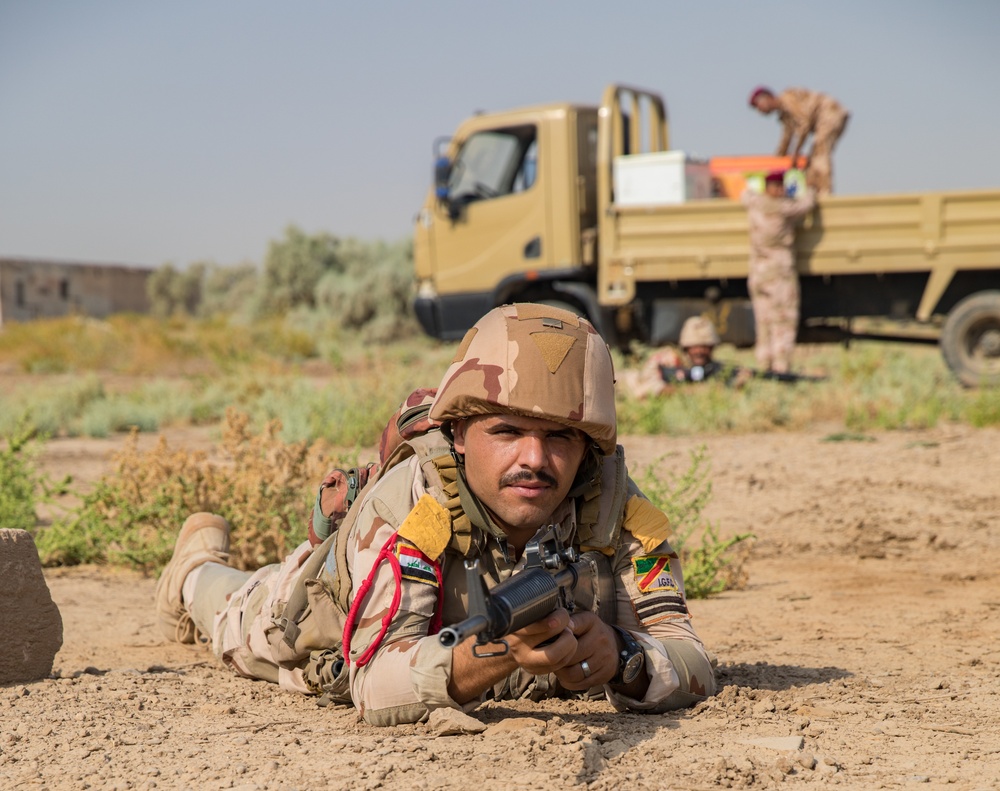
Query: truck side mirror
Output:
[[434, 155, 452, 202], [433, 135, 453, 207]]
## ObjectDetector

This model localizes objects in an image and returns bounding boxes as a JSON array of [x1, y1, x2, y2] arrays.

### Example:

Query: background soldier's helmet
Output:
[[679, 316, 721, 349], [429, 303, 618, 455]]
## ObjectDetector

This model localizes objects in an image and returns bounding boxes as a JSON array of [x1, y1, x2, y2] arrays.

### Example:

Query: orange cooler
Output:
[[710, 155, 807, 198]]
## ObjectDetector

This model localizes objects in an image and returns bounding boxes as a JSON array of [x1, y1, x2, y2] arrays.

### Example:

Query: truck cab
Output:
[[413, 85, 1000, 386], [414, 101, 605, 340]]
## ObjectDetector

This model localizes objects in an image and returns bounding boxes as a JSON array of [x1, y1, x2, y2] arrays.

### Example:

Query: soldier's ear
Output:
[[451, 419, 469, 455]]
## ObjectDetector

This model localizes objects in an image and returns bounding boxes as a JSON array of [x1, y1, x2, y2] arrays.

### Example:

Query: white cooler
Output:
[[612, 150, 712, 206]]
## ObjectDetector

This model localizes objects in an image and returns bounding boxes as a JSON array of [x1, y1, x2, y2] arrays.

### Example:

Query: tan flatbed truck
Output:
[[413, 84, 1000, 386]]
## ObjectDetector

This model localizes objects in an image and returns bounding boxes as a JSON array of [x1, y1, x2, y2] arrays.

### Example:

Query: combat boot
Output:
[[155, 512, 231, 644]]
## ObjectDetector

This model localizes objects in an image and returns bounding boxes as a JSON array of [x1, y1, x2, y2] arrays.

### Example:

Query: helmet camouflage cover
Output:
[[678, 316, 721, 348], [429, 303, 618, 455]]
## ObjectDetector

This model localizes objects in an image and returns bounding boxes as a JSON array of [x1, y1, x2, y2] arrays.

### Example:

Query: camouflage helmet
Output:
[[678, 316, 720, 348], [429, 303, 618, 455]]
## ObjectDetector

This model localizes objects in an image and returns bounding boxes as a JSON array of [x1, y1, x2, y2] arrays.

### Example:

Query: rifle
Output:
[[660, 362, 825, 385], [754, 368, 826, 383], [437, 528, 616, 657]]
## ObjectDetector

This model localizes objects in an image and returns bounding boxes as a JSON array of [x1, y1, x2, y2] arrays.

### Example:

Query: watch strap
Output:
[[609, 625, 644, 685]]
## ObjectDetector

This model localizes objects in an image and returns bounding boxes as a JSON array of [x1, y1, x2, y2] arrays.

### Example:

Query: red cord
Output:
[[343, 531, 402, 668], [342, 532, 446, 668]]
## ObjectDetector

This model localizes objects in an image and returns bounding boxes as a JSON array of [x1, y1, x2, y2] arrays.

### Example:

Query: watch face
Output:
[[621, 651, 645, 685]]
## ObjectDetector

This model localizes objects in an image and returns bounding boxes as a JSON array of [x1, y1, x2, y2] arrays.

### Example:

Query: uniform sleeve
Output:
[[776, 117, 794, 157], [604, 490, 716, 713], [777, 88, 820, 156], [344, 490, 467, 726], [778, 188, 817, 220]]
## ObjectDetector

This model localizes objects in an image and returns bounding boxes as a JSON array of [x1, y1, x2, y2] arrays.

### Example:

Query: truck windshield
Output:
[[449, 126, 536, 203]]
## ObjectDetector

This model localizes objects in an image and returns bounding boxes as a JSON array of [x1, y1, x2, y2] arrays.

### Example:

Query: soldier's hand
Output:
[[552, 611, 619, 690], [448, 608, 577, 704], [505, 607, 579, 677]]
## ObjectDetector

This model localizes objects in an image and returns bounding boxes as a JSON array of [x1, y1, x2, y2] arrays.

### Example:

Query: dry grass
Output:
[[33, 409, 340, 572]]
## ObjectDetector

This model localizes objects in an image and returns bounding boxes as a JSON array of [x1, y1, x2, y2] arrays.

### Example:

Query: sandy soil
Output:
[[4, 423, 999, 790]]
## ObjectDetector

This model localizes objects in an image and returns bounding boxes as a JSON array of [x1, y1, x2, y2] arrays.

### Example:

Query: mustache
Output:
[[499, 470, 558, 488]]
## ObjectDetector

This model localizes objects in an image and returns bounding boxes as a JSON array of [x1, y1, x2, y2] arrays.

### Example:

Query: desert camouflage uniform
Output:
[[741, 188, 817, 373], [195, 435, 714, 725], [192, 304, 715, 725], [776, 88, 850, 195], [620, 347, 684, 399]]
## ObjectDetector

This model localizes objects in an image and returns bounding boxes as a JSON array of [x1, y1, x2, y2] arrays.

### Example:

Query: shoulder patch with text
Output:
[[631, 554, 689, 624], [632, 554, 678, 593], [396, 542, 439, 586]]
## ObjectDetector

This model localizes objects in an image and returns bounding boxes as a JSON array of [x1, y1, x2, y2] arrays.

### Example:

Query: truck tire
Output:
[[940, 290, 1000, 387]]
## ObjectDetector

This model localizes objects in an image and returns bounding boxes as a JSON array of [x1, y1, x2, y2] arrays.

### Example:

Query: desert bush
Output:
[[0, 421, 70, 532], [199, 262, 259, 317], [0, 422, 45, 531], [147, 262, 205, 318], [148, 259, 260, 319], [251, 225, 342, 317], [142, 229, 418, 341], [0, 374, 107, 437], [33, 409, 341, 572], [313, 237, 420, 343], [636, 447, 753, 598]]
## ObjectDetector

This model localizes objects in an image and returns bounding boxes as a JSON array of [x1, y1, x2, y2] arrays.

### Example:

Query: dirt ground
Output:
[[4, 422, 999, 790]]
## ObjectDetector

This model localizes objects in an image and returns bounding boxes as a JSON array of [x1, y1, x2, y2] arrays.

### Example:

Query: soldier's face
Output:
[[686, 344, 713, 366], [453, 414, 588, 541], [753, 95, 776, 114]]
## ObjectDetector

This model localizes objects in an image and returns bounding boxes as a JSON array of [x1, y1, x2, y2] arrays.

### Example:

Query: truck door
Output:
[[429, 124, 548, 322]]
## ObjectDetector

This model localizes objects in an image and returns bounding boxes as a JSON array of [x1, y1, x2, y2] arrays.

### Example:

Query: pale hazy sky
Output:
[[2, 1, 998, 268]]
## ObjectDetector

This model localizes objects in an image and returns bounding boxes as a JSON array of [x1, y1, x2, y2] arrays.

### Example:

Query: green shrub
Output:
[[147, 262, 205, 317], [251, 225, 342, 316], [0, 422, 70, 531], [0, 423, 43, 531], [966, 386, 1000, 427], [199, 262, 258, 317], [313, 237, 420, 343], [635, 447, 753, 598]]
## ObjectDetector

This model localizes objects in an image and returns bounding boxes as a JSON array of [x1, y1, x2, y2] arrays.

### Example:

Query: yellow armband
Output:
[[624, 495, 673, 553], [397, 493, 452, 561]]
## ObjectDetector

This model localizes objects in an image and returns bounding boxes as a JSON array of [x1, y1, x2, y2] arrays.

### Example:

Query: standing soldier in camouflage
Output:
[[749, 86, 850, 195], [742, 172, 817, 374], [155, 304, 717, 726]]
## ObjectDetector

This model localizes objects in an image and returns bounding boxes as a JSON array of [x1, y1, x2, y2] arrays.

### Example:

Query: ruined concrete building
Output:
[[0, 258, 152, 326]]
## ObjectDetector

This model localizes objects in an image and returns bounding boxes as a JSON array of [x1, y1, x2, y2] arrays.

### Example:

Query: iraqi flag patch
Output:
[[396, 542, 439, 586], [632, 554, 678, 593]]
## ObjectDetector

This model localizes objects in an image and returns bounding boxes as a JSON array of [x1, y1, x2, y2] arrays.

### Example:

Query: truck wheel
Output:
[[941, 291, 1000, 387]]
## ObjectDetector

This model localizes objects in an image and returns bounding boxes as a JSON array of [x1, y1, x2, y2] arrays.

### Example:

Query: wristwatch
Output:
[[610, 625, 646, 686]]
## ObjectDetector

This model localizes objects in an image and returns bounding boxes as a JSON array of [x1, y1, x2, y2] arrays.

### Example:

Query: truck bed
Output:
[[600, 188, 1000, 321]]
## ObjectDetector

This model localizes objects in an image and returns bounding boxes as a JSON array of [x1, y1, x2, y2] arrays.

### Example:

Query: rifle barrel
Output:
[[438, 614, 489, 648]]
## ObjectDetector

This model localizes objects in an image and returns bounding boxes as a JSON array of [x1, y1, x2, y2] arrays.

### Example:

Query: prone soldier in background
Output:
[[657, 316, 824, 387], [621, 316, 748, 397], [156, 304, 716, 726]]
